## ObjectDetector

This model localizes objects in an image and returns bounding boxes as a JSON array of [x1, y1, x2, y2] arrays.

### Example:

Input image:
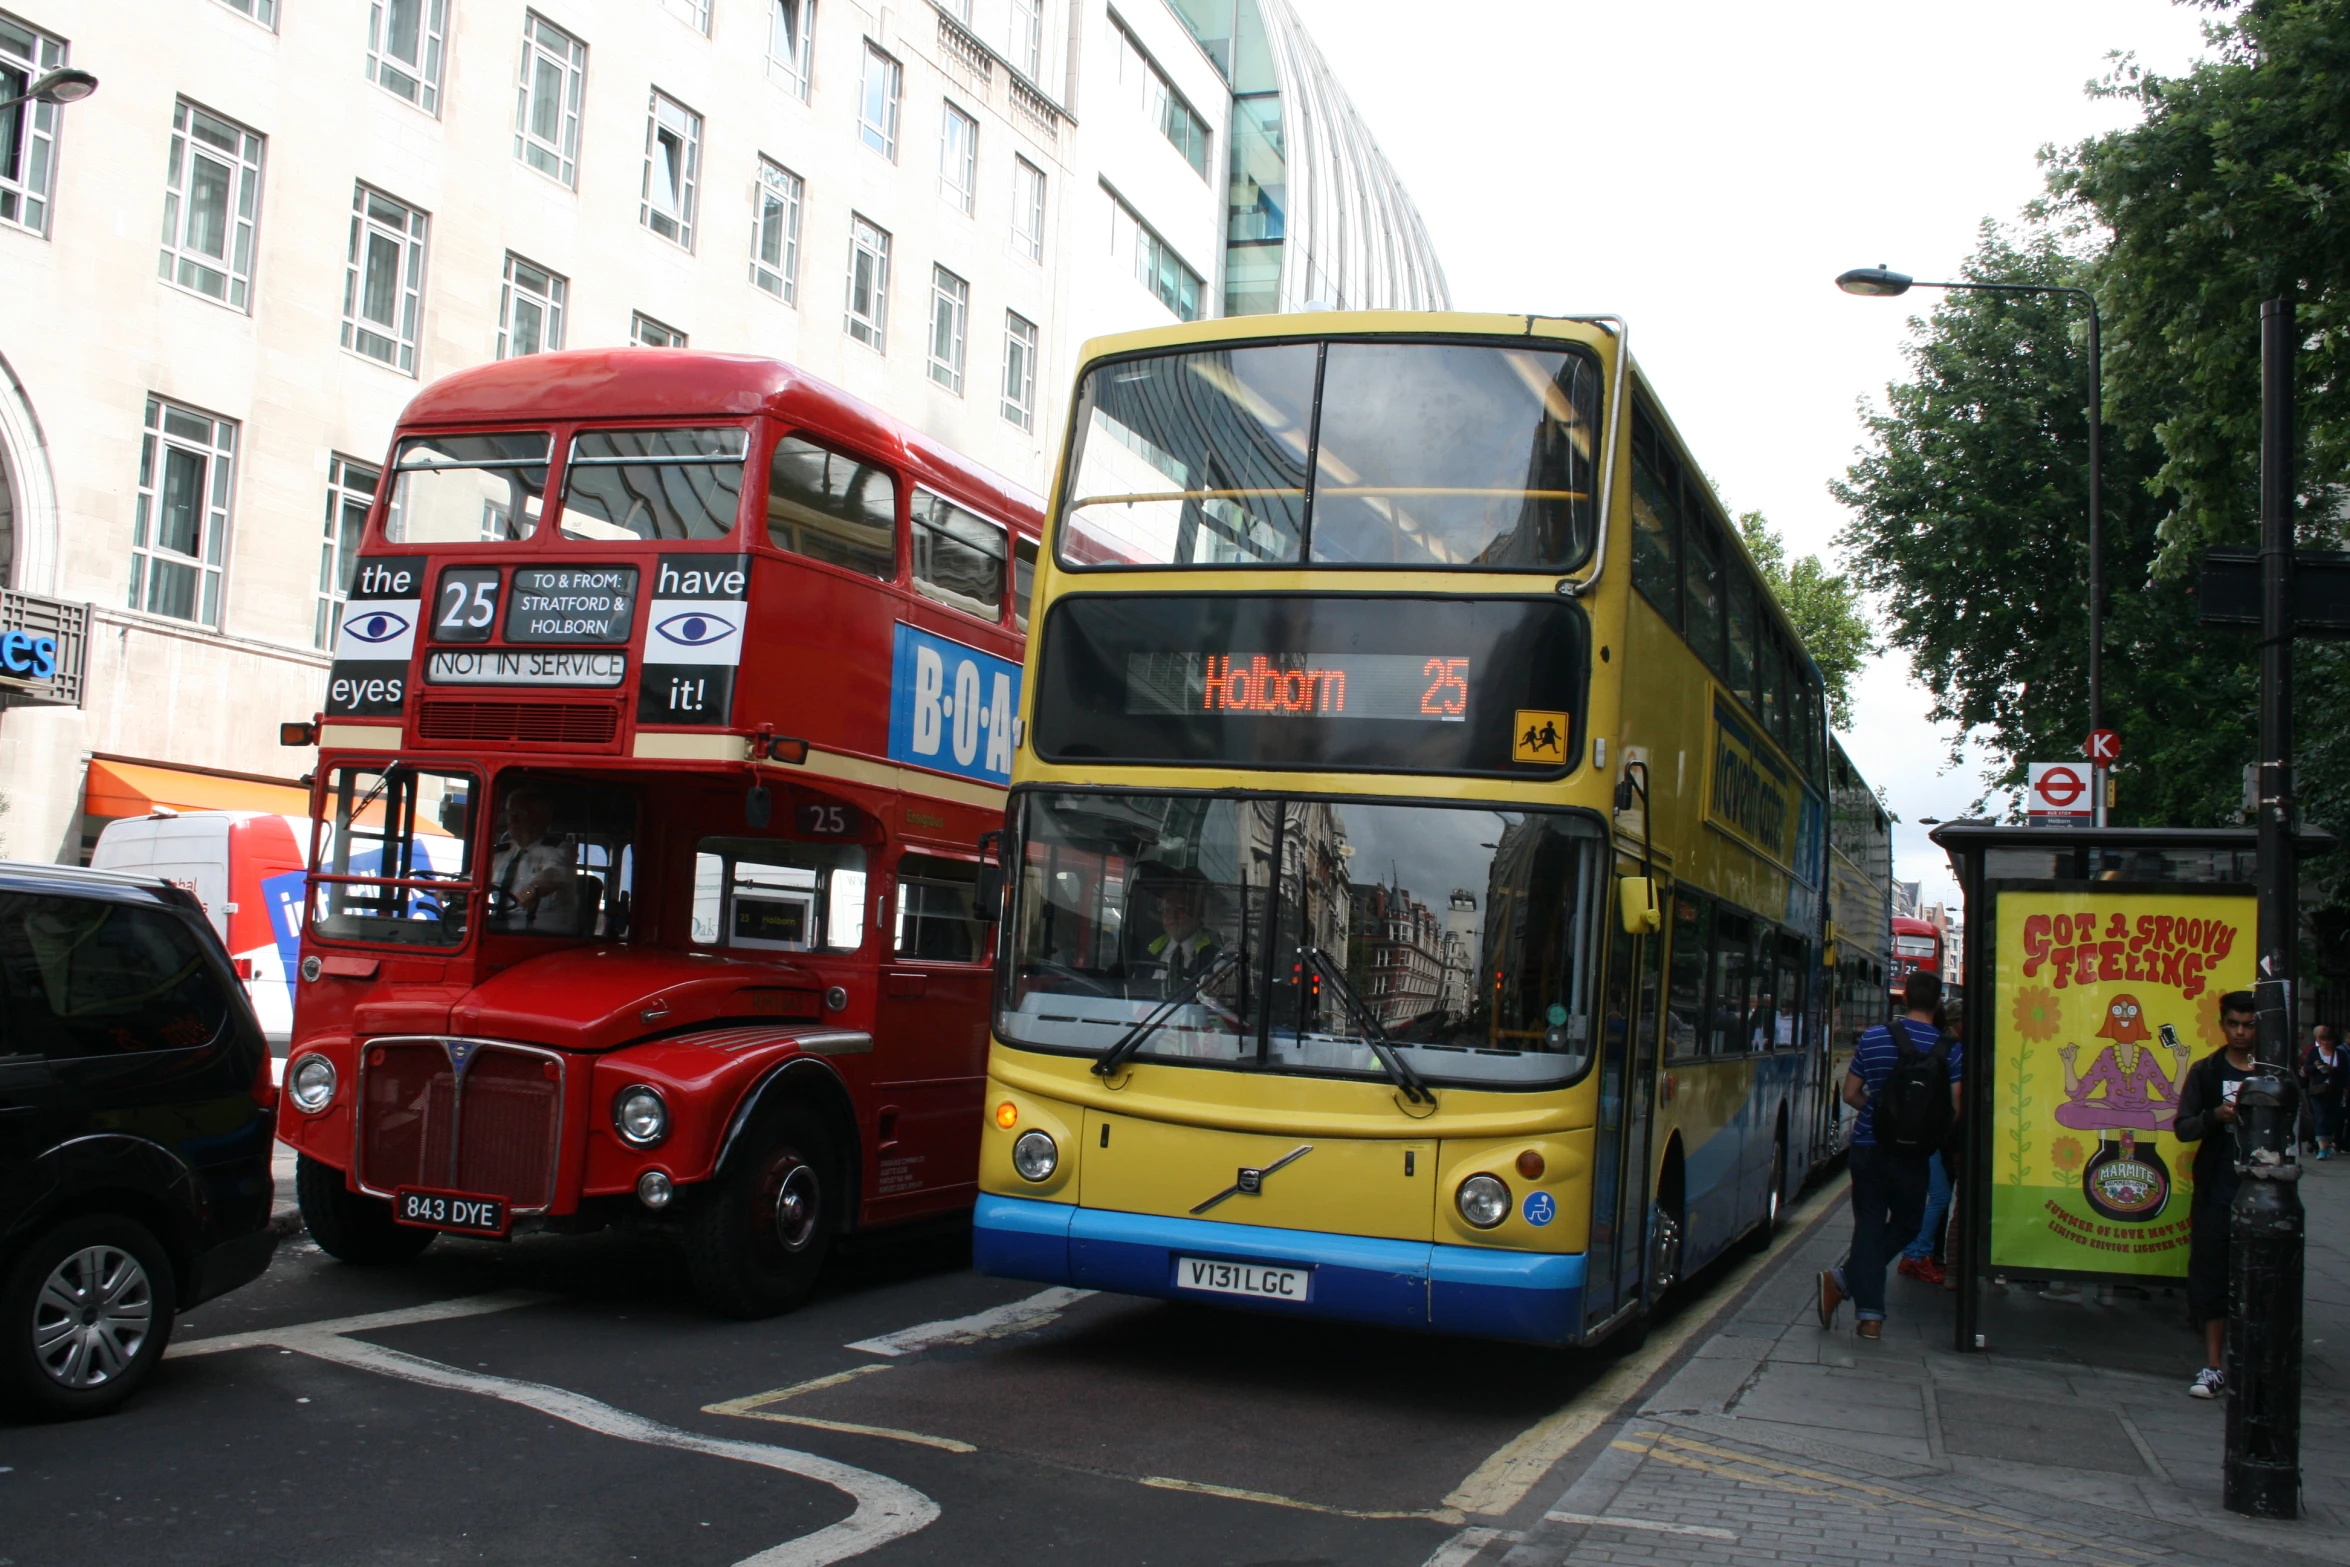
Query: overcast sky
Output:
[[1284, 0, 2218, 912]]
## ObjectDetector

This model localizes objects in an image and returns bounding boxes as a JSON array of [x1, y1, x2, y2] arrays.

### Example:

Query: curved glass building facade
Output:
[[1168, 0, 1451, 316]]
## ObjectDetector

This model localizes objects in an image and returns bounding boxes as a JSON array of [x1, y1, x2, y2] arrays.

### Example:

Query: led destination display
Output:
[[1036, 594, 1585, 776], [1127, 652, 1472, 721]]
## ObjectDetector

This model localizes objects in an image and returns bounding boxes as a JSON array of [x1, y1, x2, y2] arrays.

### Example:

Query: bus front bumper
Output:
[[974, 1193, 1585, 1346]]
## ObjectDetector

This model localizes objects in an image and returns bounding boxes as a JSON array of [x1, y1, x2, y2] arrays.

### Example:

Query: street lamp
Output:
[[1838, 264, 2107, 826], [0, 67, 98, 111]]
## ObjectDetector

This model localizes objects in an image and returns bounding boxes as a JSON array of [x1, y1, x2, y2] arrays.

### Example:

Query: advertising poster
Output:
[[1989, 888, 2255, 1277]]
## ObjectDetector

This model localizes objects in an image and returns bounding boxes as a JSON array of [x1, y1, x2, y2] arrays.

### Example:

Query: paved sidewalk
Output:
[[1493, 1159, 2350, 1567]]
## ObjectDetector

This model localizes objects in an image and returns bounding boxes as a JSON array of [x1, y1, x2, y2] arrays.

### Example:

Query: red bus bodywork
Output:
[[277, 351, 1040, 1313], [1890, 915, 1943, 988]]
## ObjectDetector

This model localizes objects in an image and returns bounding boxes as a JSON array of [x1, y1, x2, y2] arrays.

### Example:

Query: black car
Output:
[[0, 861, 278, 1418]]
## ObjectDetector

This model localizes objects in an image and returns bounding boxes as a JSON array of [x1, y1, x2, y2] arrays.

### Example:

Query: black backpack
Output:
[[1875, 1027, 1956, 1155]]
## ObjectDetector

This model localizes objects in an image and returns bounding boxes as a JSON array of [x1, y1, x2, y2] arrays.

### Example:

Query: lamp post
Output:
[[1837, 266, 2106, 826], [0, 66, 98, 111]]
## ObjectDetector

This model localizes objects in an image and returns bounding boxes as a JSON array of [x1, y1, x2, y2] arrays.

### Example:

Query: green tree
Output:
[[1736, 511, 1876, 731]]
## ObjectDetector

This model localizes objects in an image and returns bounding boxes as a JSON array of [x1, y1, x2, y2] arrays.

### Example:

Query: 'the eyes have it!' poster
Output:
[[1989, 889, 2254, 1277]]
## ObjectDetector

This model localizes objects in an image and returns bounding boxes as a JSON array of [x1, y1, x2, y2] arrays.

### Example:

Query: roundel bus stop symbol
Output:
[[2035, 765, 2086, 809]]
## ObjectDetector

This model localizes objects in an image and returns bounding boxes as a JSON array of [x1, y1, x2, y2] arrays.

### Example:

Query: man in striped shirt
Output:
[[1820, 969, 1963, 1340]]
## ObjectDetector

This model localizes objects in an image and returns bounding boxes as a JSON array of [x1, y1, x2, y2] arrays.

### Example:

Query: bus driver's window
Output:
[[693, 837, 868, 952], [486, 774, 635, 937]]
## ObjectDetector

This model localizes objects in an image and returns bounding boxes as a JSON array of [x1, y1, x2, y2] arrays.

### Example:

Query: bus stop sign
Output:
[[2028, 762, 2091, 823]]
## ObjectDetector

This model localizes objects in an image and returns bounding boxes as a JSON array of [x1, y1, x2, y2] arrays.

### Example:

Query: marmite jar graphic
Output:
[[2083, 1130, 2170, 1222]]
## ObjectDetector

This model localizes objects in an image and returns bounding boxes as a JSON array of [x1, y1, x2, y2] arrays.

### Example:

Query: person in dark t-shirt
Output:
[[2172, 990, 2260, 1399]]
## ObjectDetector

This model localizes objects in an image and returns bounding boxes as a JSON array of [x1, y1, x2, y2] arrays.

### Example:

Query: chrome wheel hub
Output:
[[33, 1245, 154, 1389], [773, 1163, 821, 1253]]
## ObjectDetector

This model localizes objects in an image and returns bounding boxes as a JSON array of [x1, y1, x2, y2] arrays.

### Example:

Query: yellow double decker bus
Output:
[[972, 312, 1862, 1346]]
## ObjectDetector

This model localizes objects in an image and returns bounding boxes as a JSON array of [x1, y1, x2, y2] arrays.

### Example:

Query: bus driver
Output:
[[1142, 870, 1223, 996], [489, 786, 577, 932]]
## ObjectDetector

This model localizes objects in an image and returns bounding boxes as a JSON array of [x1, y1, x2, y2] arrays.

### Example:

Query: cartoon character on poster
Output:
[[1990, 892, 2254, 1278]]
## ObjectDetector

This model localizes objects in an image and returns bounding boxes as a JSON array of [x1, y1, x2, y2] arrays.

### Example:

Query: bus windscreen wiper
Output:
[[1092, 948, 1244, 1078], [1294, 944, 1433, 1106]]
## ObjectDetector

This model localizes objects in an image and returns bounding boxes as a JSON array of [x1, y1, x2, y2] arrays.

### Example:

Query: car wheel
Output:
[[297, 1154, 436, 1265], [0, 1215, 177, 1420], [684, 1099, 837, 1319]]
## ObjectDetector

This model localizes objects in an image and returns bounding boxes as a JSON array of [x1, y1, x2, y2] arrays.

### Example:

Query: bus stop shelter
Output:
[[1927, 823, 2332, 1353]]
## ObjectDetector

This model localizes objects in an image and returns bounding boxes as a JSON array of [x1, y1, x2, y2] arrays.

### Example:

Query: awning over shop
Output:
[[83, 756, 310, 819]]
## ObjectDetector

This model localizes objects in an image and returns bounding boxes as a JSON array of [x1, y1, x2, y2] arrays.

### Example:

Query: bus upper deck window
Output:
[[1310, 342, 1599, 570], [560, 426, 749, 542], [385, 433, 551, 544], [911, 491, 1006, 618], [767, 434, 897, 581], [1013, 537, 1038, 631]]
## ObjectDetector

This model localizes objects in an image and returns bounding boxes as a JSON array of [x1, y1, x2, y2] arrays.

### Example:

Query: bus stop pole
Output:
[[2227, 296, 2305, 1518]]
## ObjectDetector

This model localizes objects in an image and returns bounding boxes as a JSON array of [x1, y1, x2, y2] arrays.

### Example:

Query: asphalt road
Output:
[[0, 1182, 1839, 1567]]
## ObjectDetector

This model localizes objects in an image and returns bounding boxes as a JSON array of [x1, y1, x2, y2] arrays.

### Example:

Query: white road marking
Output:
[[169, 1290, 554, 1357], [168, 1291, 939, 1565], [846, 1286, 1095, 1357], [1544, 1509, 1736, 1541], [1442, 1174, 1848, 1518], [1419, 1526, 1519, 1567]]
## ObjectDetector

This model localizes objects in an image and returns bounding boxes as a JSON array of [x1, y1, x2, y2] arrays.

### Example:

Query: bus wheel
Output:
[[1742, 1129, 1788, 1256], [685, 1100, 836, 1319], [297, 1154, 436, 1265]]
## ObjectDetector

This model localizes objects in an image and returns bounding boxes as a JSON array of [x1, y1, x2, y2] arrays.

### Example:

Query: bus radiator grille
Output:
[[454, 1051, 562, 1208], [417, 700, 619, 745], [358, 1041, 561, 1209], [359, 1042, 455, 1195]]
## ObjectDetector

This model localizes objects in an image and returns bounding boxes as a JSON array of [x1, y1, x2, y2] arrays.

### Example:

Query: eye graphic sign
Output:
[[638, 554, 749, 727], [326, 556, 425, 718], [887, 622, 1019, 786], [1989, 888, 2254, 1279]]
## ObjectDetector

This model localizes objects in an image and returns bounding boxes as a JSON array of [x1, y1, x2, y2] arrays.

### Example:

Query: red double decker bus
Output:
[[276, 350, 1040, 1315]]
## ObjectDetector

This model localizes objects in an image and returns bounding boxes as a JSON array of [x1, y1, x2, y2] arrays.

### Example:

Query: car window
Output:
[[0, 894, 229, 1057]]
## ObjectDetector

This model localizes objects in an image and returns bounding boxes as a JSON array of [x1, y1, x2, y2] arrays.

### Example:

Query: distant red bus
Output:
[[1890, 915, 1943, 990], [276, 350, 1040, 1316]]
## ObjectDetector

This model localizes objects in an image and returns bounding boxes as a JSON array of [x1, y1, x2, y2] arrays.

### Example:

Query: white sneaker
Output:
[[2190, 1367, 2224, 1399]]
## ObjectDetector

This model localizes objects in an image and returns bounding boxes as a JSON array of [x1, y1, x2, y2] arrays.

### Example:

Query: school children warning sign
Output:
[[1988, 889, 2255, 1277]]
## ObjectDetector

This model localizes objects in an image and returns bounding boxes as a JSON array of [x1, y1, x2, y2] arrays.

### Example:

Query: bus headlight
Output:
[[1457, 1173, 1511, 1229], [1012, 1130, 1058, 1182], [288, 1054, 337, 1113], [613, 1086, 669, 1148]]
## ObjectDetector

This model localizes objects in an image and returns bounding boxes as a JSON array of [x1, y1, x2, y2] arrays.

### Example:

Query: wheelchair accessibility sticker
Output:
[[1523, 1191, 1556, 1227]]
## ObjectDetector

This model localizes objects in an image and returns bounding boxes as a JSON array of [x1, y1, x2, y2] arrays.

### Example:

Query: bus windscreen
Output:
[[1033, 594, 1587, 776]]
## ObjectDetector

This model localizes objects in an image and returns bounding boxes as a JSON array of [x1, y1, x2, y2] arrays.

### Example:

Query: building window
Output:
[[631, 312, 687, 348], [1008, 0, 1042, 79], [1109, 190, 1200, 321], [159, 101, 263, 311], [317, 455, 379, 648], [498, 254, 566, 358], [656, 0, 712, 33], [768, 0, 815, 99], [132, 397, 235, 628], [1011, 156, 1045, 261], [641, 91, 701, 248], [751, 158, 803, 302], [939, 101, 977, 214], [1001, 311, 1037, 430], [928, 267, 968, 393], [212, 0, 277, 25], [1114, 19, 1208, 177], [0, 17, 66, 237], [844, 214, 889, 349], [342, 184, 428, 373], [858, 43, 901, 159], [515, 13, 585, 188], [367, 0, 447, 115]]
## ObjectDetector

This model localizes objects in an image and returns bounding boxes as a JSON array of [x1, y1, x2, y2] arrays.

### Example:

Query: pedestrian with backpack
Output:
[[1821, 970, 1962, 1340]]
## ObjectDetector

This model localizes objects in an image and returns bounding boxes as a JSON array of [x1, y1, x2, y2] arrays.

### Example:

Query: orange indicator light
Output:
[[995, 1101, 1019, 1130], [1515, 1149, 1545, 1180]]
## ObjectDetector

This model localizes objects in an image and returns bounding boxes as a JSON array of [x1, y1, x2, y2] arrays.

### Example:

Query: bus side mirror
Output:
[[973, 830, 1004, 923], [1618, 876, 1660, 935]]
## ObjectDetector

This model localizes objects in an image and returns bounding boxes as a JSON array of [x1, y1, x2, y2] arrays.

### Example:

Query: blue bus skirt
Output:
[[974, 1193, 1586, 1346]]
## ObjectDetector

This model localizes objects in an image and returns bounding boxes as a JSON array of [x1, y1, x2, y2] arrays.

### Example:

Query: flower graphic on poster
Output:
[[2012, 985, 2062, 1042], [2050, 1136, 2086, 1177], [2195, 987, 2227, 1052]]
